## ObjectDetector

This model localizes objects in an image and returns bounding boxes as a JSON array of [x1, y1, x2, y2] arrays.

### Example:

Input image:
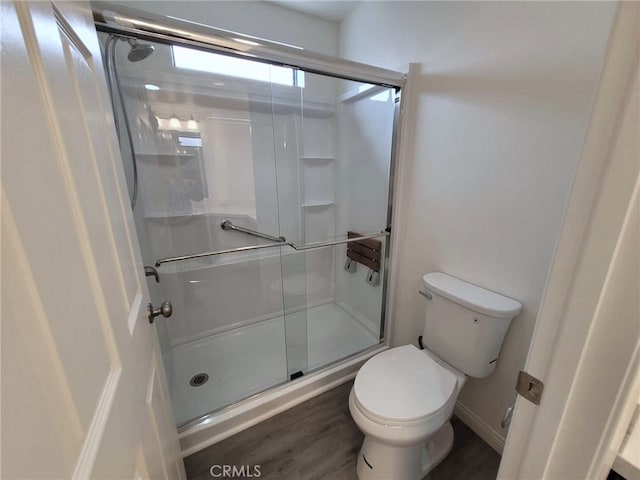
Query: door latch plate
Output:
[[516, 370, 544, 405]]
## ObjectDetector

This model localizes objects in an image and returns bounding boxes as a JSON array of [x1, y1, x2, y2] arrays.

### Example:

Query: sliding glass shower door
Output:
[[104, 35, 396, 426]]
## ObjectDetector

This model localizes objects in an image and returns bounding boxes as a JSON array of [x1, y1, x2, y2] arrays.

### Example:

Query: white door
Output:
[[498, 3, 640, 479], [1, 1, 185, 478]]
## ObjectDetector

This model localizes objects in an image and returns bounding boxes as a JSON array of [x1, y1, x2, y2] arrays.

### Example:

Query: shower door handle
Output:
[[148, 301, 172, 323]]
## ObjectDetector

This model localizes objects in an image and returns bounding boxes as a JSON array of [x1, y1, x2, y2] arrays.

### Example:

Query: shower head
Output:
[[126, 39, 155, 62]]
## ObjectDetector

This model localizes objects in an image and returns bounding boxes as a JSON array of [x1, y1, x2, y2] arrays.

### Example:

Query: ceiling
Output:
[[268, 1, 360, 22]]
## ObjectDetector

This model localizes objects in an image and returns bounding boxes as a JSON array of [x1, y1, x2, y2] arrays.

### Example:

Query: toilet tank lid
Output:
[[423, 272, 522, 318]]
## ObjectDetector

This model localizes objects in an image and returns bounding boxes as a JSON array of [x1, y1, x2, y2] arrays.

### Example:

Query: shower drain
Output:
[[189, 373, 209, 387]]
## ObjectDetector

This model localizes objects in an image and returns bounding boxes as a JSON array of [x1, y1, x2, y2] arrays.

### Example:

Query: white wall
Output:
[[340, 1, 617, 449], [104, 0, 339, 56]]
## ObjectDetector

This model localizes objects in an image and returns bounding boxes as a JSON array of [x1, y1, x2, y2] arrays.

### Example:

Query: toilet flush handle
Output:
[[418, 289, 432, 300]]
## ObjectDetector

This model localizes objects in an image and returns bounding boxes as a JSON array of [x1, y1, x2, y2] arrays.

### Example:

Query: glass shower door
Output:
[[270, 80, 309, 380], [272, 69, 397, 373], [104, 32, 398, 426], [107, 37, 309, 425]]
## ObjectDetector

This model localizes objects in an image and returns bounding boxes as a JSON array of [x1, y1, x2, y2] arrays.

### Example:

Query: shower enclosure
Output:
[[95, 3, 403, 432]]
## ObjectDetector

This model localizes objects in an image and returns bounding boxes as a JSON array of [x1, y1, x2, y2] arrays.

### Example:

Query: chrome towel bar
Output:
[[155, 242, 286, 267], [288, 232, 388, 251], [155, 230, 390, 267]]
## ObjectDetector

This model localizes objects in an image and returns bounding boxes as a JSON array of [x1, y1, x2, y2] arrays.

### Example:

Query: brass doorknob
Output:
[[148, 301, 172, 323]]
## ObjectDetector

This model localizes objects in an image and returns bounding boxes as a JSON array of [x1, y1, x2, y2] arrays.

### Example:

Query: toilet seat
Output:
[[353, 345, 458, 425]]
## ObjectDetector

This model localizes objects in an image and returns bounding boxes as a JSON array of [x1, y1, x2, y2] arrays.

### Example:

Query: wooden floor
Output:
[[184, 381, 501, 480]]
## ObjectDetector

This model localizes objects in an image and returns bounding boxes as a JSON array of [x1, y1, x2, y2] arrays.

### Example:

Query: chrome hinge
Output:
[[516, 371, 544, 405]]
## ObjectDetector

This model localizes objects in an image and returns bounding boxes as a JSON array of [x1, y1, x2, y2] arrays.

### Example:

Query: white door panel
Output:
[[498, 3, 639, 478], [2, 202, 85, 478], [1, 1, 184, 478]]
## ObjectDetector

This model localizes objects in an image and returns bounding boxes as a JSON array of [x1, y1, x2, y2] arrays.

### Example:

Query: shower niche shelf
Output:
[[299, 157, 335, 244], [301, 201, 335, 208], [144, 212, 208, 220], [300, 155, 335, 162]]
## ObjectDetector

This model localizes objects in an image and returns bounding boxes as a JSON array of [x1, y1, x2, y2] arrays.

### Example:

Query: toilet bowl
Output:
[[349, 345, 465, 479], [349, 272, 522, 480]]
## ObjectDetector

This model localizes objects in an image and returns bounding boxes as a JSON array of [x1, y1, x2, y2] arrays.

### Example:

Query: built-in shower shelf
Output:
[[301, 201, 335, 208], [144, 212, 209, 220], [300, 155, 335, 162], [136, 153, 194, 164]]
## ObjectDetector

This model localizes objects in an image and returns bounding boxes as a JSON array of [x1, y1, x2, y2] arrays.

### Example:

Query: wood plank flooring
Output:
[[184, 381, 501, 480]]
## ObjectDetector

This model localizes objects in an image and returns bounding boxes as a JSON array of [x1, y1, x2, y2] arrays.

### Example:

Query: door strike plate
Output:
[[516, 370, 544, 405]]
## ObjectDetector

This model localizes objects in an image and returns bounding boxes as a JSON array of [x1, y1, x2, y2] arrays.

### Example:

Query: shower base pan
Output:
[[173, 303, 386, 457]]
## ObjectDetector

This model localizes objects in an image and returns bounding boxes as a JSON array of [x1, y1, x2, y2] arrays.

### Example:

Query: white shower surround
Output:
[[125, 71, 397, 443], [104, 1, 400, 454]]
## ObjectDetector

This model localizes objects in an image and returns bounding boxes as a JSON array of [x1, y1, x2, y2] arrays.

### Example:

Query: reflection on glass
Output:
[[172, 45, 303, 87]]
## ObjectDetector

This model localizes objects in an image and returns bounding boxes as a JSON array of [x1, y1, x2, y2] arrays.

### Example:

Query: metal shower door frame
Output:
[[92, 0, 407, 426]]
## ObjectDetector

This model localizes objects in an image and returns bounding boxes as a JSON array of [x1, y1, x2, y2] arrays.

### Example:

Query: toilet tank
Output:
[[422, 272, 522, 378]]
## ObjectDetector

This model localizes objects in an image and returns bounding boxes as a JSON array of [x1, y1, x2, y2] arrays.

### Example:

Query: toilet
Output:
[[349, 272, 522, 480]]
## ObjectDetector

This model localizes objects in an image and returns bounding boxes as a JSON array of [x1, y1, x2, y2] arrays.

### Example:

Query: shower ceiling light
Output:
[[169, 113, 181, 130], [144, 83, 160, 91]]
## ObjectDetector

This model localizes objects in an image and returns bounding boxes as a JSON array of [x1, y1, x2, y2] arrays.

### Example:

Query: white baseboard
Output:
[[454, 401, 506, 455]]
